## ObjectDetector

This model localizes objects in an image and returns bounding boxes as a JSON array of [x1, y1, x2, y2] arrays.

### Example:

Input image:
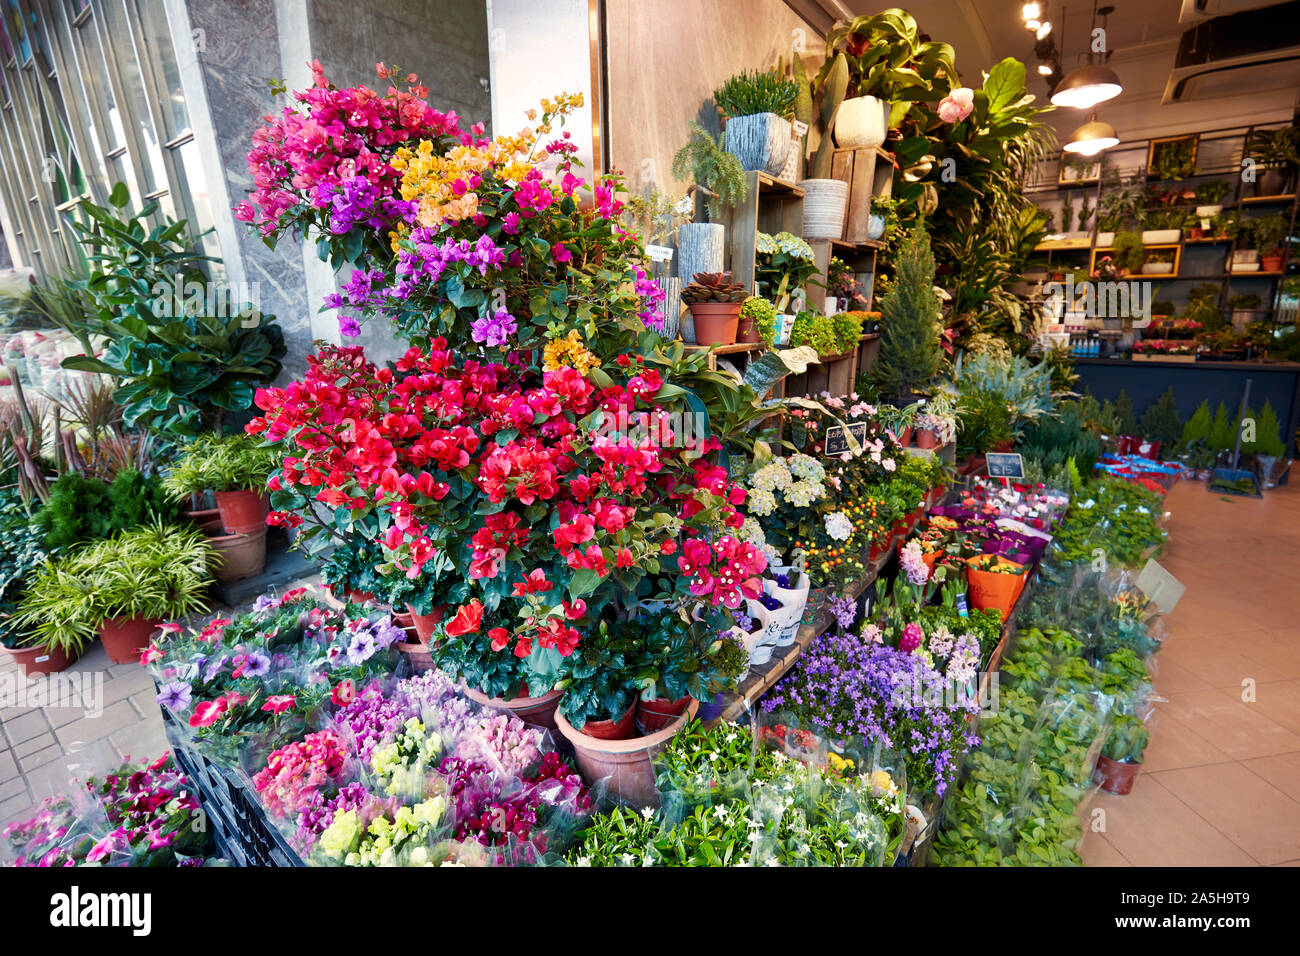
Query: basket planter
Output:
[[2, 642, 79, 678], [209, 528, 267, 583], [799, 178, 848, 240], [556, 698, 698, 807], [834, 95, 888, 149], [1095, 754, 1142, 795], [687, 301, 741, 346], [723, 112, 791, 174], [635, 694, 694, 735], [464, 685, 564, 731], [214, 489, 270, 535], [99, 615, 161, 665]]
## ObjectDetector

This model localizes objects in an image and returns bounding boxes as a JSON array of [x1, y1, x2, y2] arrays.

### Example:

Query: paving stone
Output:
[[46, 701, 95, 728], [12, 733, 57, 760], [0, 709, 51, 745], [0, 776, 28, 802], [53, 700, 141, 750], [18, 743, 64, 774], [110, 720, 170, 763], [0, 751, 17, 782], [101, 669, 156, 706], [0, 793, 34, 826]]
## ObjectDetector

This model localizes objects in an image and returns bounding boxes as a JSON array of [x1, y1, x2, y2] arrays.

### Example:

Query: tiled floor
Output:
[[0, 573, 318, 830], [1081, 474, 1300, 867]]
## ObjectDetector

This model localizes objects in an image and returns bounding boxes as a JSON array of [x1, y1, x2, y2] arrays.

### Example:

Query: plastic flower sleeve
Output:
[[651, 719, 772, 813]]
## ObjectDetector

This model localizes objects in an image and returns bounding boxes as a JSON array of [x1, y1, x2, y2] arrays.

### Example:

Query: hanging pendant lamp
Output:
[[1051, 2, 1123, 110], [1063, 115, 1119, 155]]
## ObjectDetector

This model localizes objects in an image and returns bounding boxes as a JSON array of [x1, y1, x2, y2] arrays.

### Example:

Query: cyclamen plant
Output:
[[242, 68, 763, 722]]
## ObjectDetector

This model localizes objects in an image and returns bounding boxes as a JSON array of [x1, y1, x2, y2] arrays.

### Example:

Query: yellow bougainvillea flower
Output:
[[543, 330, 600, 376]]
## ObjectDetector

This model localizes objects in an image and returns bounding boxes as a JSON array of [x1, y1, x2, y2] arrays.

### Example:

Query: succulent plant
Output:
[[681, 272, 749, 304]]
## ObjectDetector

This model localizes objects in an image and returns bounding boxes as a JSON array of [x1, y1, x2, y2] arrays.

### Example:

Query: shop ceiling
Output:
[[788, 0, 1300, 107]]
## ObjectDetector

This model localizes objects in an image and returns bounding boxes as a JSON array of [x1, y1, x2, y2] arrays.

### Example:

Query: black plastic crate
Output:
[[158, 703, 305, 867]]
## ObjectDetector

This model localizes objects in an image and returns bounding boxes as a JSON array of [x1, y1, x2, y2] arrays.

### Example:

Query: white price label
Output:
[[792, 120, 809, 137], [644, 244, 674, 263]]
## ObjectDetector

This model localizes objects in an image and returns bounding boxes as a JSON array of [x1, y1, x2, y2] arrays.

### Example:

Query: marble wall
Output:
[[604, 0, 817, 201]]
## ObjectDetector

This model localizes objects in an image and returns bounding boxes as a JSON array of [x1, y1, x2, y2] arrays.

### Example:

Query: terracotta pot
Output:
[[573, 701, 639, 741], [209, 528, 267, 583], [405, 604, 446, 644], [185, 507, 224, 535], [965, 556, 1026, 619], [915, 428, 938, 450], [898, 425, 914, 446], [464, 685, 564, 732], [394, 638, 434, 672], [1261, 253, 1285, 273], [635, 695, 694, 735], [214, 489, 271, 535], [1095, 754, 1141, 795], [688, 302, 741, 346], [556, 697, 699, 807], [98, 616, 161, 665], [735, 312, 761, 344], [2, 642, 78, 678]]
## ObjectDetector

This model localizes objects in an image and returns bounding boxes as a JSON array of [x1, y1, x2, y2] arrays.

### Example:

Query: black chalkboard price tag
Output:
[[823, 422, 868, 456], [985, 452, 1025, 478]]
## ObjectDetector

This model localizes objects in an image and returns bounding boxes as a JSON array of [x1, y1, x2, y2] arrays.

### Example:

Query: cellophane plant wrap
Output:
[[240, 66, 764, 725]]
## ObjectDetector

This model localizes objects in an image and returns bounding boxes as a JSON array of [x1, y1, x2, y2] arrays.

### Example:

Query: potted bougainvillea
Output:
[[239, 67, 763, 801]]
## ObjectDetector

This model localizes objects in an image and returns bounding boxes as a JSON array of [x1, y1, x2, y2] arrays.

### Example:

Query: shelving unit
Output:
[[1026, 123, 1299, 337]]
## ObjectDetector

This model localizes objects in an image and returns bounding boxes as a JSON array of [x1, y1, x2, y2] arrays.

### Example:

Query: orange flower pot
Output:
[[99, 615, 162, 665], [214, 489, 271, 535], [688, 302, 741, 345], [635, 694, 694, 735], [2, 642, 79, 678], [965, 555, 1027, 619], [405, 604, 446, 644], [464, 685, 564, 731]]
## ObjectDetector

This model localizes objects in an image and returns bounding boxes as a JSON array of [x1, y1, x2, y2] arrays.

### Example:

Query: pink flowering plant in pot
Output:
[[240, 68, 767, 739]]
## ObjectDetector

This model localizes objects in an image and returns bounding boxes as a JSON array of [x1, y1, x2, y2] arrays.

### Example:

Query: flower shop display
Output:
[[2, 753, 220, 867], [14, 522, 216, 665]]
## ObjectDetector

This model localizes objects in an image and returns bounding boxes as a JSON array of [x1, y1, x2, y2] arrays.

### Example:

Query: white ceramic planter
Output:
[[764, 569, 810, 644], [1095, 231, 1116, 247], [799, 179, 848, 240], [1232, 249, 1259, 265], [867, 214, 886, 240], [1141, 262, 1174, 275], [834, 95, 888, 149], [1195, 204, 1221, 219], [1141, 229, 1181, 244], [724, 112, 792, 176]]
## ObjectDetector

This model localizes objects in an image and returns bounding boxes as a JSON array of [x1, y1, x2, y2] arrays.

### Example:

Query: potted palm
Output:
[[14, 522, 215, 665], [164, 434, 279, 582], [714, 68, 797, 176], [1251, 214, 1290, 273], [1244, 125, 1299, 197], [681, 272, 748, 345], [1095, 713, 1149, 795]]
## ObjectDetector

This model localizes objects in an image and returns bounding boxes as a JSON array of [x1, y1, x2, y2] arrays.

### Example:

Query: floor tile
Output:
[[1154, 763, 1300, 865], [1140, 710, 1233, 772], [1240, 751, 1300, 803], [1161, 687, 1300, 759]]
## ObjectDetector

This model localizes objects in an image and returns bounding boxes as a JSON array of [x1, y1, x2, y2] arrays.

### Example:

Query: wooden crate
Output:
[[830, 146, 892, 242]]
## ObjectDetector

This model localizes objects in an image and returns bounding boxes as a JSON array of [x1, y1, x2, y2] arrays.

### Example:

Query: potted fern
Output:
[[14, 522, 216, 665], [164, 434, 279, 582], [1244, 125, 1299, 197], [713, 69, 797, 176], [671, 124, 747, 313]]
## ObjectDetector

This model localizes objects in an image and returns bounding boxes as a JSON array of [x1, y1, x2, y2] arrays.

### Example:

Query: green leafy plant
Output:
[[955, 388, 1013, 458], [1246, 214, 1289, 254], [0, 489, 47, 650], [755, 231, 818, 313], [1111, 231, 1144, 273], [59, 184, 285, 435], [672, 124, 749, 223], [162, 433, 280, 497], [871, 225, 941, 399], [788, 311, 839, 357], [713, 69, 798, 119], [1016, 400, 1102, 476], [36, 470, 177, 552], [1194, 179, 1230, 204], [740, 296, 777, 346], [1244, 126, 1300, 171], [14, 522, 215, 654], [1102, 714, 1149, 764], [1139, 387, 1183, 447], [830, 311, 865, 354], [1149, 137, 1196, 181]]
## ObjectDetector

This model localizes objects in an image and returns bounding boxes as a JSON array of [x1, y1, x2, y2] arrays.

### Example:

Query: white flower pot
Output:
[[799, 179, 848, 240], [764, 569, 809, 644], [1141, 229, 1181, 244], [1141, 262, 1174, 275], [833, 95, 889, 149], [1095, 231, 1115, 247], [867, 214, 886, 240], [724, 112, 793, 176], [1232, 249, 1259, 265], [1195, 204, 1221, 219]]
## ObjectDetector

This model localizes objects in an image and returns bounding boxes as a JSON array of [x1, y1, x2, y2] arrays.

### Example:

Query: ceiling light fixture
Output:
[[1026, 18, 1041, 30], [1037, 21, 1052, 39], [1023, 2, 1042, 20], [1051, 3, 1123, 110], [1038, 64, 1054, 75], [1063, 114, 1119, 155]]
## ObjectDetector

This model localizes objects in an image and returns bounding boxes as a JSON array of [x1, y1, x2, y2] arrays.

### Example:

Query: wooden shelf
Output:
[[681, 341, 766, 354], [1035, 237, 1092, 251], [1240, 194, 1296, 205], [755, 172, 804, 198], [832, 237, 885, 254]]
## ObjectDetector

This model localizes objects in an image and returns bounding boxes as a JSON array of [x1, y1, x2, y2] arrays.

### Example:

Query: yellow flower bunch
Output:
[[826, 752, 855, 777], [543, 330, 600, 375]]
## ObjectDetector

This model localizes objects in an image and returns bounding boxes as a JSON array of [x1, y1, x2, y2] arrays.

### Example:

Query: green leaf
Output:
[[108, 182, 131, 208]]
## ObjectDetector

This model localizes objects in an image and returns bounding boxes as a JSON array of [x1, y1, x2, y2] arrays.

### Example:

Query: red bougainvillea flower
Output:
[[562, 599, 586, 620], [445, 599, 484, 637], [262, 695, 297, 715], [511, 568, 553, 596], [489, 627, 511, 652]]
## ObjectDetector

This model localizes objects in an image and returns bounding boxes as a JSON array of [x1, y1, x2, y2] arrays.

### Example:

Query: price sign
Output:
[[1135, 559, 1185, 613], [823, 422, 867, 456], [985, 452, 1025, 478], [792, 120, 809, 137], [644, 244, 674, 263]]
